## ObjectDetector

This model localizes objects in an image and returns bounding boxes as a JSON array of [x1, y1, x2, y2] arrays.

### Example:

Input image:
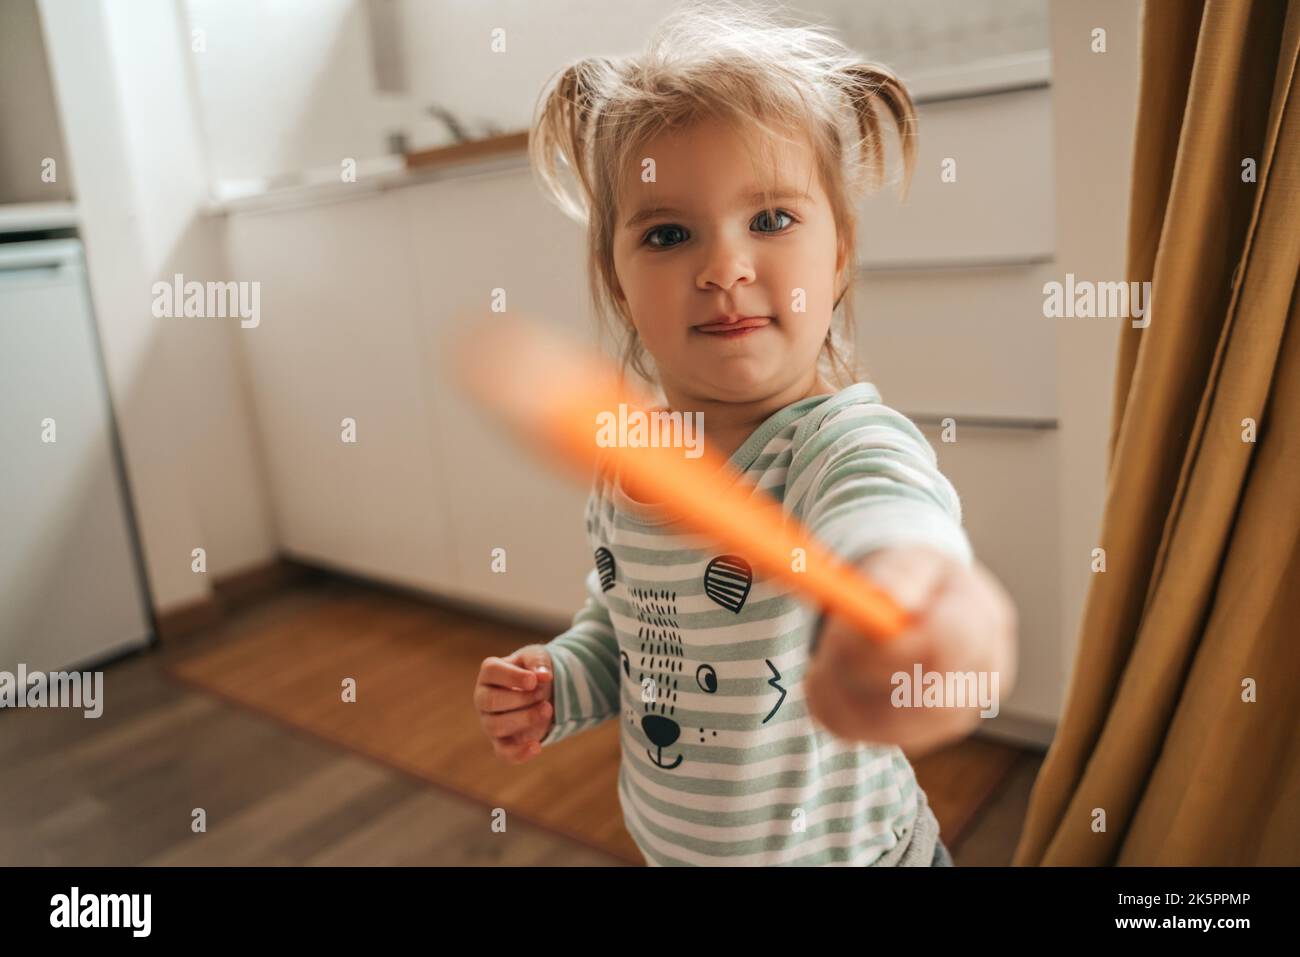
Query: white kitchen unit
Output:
[[223, 167, 597, 625], [222, 194, 462, 600], [0, 234, 154, 675], [854, 79, 1062, 737], [857, 85, 1055, 270], [398, 167, 603, 621]]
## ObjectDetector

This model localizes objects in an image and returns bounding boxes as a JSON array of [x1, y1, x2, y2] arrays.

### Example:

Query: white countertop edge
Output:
[[906, 49, 1052, 103], [206, 151, 532, 218]]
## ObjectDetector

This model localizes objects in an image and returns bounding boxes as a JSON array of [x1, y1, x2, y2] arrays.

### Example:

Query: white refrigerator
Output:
[[0, 237, 153, 674]]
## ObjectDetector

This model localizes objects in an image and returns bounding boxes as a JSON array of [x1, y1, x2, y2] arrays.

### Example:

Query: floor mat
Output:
[[164, 584, 1023, 865]]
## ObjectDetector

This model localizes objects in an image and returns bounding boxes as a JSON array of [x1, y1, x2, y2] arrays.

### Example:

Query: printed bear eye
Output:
[[620, 651, 630, 678], [696, 664, 718, 694]]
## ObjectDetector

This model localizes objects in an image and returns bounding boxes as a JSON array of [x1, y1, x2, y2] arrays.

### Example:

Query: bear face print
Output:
[[613, 553, 788, 772], [625, 585, 695, 770]]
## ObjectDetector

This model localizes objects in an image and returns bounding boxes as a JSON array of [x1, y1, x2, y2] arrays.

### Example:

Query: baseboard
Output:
[[155, 556, 320, 641], [975, 712, 1055, 751], [154, 597, 222, 642], [276, 549, 558, 641]]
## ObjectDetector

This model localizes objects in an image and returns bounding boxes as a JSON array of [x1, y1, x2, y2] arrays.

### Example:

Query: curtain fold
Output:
[[1014, 0, 1300, 865]]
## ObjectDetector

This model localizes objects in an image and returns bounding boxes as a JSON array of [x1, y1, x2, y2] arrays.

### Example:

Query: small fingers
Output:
[[483, 699, 552, 739], [480, 656, 540, 691], [475, 682, 551, 714]]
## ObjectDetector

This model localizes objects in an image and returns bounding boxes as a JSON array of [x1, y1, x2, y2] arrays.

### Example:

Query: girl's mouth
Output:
[[695, 317, 772, 339]]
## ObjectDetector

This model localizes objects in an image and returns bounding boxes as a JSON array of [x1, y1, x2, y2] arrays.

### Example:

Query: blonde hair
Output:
[[528, 0, 917, 393]]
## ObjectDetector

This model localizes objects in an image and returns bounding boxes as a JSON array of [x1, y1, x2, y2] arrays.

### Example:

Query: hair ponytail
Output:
[[834, 62, 918, 201], [529, 57, 621, 225]]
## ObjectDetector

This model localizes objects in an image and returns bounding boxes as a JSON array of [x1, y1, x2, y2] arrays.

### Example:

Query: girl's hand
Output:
[[804, 545, 1017, 756], [474, 644, 555, 763]]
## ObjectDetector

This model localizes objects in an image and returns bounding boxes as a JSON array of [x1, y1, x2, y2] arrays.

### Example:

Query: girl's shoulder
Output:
[[790, 382, 937, 466]]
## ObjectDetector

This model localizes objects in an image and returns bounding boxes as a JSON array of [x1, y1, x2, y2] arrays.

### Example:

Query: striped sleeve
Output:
[[539, 563, 622, 747], [789, 404, 974, 567]]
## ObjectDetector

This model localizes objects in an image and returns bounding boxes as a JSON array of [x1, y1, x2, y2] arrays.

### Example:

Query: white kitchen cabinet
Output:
[[398, 170, 599, 625], [854, 260, 1062, 734], [855, 263, 1059, 421], [224, 173, 599, 626], [857, 86, 1055, 269], [223, 194, 457, 596]]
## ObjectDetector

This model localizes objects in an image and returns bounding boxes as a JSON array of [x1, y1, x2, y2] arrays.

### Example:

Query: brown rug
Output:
[[164, 581, 1021, 865]]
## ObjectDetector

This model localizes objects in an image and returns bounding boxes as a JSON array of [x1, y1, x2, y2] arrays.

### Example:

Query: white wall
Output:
[[394, 0, 1049, 134], [37, 0, 278, 616], [182, 0, 403, 184], [1047, 0, 1138, 679], [181, 0, 1049, 183], [0, 0, 74, 203]]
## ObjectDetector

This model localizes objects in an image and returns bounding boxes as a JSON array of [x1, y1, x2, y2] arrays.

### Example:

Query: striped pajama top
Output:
[[538, 381, 974, 866]]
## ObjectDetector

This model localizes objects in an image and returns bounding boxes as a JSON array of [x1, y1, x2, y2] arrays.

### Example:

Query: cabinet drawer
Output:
[[852, 261, 1058, 420], [856, 86, 1054, 269]]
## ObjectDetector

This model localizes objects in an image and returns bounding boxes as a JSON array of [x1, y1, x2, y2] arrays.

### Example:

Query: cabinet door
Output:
[[400, 171, 596, 624], [225, 194, 456, 593]]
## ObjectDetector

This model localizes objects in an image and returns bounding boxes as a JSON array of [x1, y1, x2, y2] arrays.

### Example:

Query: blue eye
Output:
[[637, 208, 790, 248], [752, 208, 795, 233]]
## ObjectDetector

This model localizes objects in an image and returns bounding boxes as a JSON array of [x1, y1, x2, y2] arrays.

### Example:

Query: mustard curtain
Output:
[[1015, 0, 1300, 865]]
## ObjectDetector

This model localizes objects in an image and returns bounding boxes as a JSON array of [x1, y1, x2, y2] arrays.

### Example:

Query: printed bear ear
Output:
[[704, 555, 752, 613], [595, 546, 616, 592]]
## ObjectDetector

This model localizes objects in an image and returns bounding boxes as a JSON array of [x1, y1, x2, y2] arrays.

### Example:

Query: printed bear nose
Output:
[[642, 714, 680, 748]]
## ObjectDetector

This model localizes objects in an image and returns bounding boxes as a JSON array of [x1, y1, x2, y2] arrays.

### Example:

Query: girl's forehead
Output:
[[616, 121, 821, 206], [635, 119, 813, 169]]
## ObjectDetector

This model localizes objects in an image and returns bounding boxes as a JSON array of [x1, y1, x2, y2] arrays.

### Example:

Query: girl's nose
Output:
[[696, 238, 756, 292]]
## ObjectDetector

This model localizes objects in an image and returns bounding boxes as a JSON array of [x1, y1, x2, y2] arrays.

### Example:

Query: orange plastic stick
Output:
[[450, 314, 912, 643]]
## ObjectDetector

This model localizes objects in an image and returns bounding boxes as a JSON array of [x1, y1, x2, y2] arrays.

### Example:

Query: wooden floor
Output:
[[0, 575, 1042, 866]]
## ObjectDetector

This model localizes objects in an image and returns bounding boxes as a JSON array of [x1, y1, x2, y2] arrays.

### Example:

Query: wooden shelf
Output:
[[403, 131, 529, 171]]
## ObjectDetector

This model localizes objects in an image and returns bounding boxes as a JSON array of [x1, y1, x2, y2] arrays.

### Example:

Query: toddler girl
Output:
[[474, 0, 1017, 867]]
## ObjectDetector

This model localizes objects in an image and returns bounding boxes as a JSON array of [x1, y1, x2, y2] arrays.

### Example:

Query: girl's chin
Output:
[[689, 367, 778, 399]]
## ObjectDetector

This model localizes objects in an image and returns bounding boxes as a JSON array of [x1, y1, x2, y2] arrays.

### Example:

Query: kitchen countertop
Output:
[[206, 132, 532, 218]]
